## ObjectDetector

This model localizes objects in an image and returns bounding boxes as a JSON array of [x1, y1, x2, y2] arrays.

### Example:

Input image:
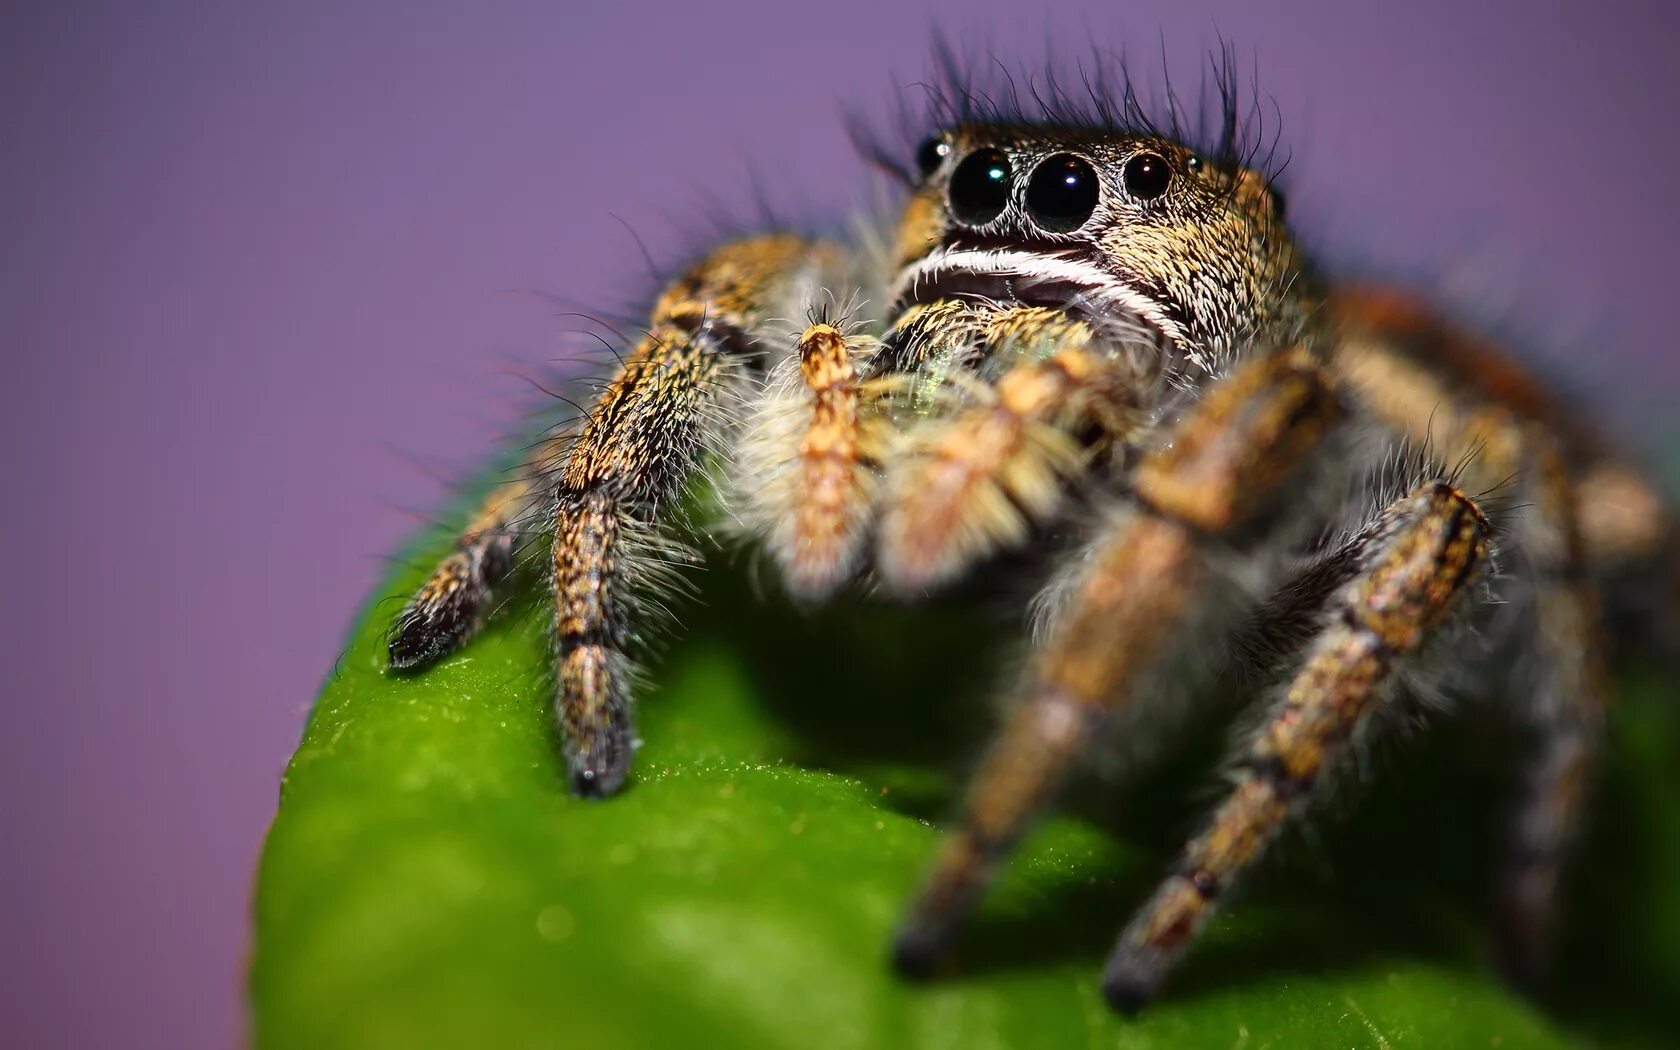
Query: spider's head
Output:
[[889, 123, 1312, 368]]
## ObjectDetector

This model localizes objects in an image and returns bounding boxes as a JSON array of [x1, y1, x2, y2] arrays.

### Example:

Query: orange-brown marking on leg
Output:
[[551, 234, 834, 795], [1327, 285, 1669, 572], [1576, 462, 1668, 568], [1326, 311, 1621, 982], [1132, 346, 1340, 533], [1104, 482, 1489, 1009], [894, 348, 1341, 976], [1326, 286, 1579, 437]]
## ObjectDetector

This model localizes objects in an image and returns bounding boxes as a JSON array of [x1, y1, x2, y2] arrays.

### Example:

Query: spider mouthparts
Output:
[[891, 247, 1181, 352]]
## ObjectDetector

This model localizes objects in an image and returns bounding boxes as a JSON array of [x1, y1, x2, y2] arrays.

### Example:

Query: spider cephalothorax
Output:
[[384, 52, 1672, 1012], [889, 121, 1310, 371]]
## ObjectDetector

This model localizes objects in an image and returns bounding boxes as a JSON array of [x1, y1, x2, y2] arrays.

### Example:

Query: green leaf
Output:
[[252, 499, 1680, 1049]]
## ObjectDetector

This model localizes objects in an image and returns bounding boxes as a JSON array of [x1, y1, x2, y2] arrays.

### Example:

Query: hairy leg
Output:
[[388, 234, 846, 795], [1329, 284, 1668, 564], [551, 235, 844, 795], [1327, 291, 1615, 981], [1496, 438, 1609, 984], [892, 345, 1342, 974], [387, 453, 554, 670], [1104, 479, 1490, 1010]]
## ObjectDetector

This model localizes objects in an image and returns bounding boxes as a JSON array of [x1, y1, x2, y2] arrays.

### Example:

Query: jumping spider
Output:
[[384, 54, 1673, 1011]]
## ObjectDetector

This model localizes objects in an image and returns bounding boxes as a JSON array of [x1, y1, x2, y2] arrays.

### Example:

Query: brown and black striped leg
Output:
[[551, 235, 843, 796], [892, 346, 1342, 976], [1328, 305, 1617, 985], [1497, 438, 1610, 987], [388, 465, 548, 670], [1103, 480, 1490, 1011], [1327, 292, 1632, 986]]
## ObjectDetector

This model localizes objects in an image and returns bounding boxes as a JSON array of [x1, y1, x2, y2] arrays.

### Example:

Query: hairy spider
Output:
[[384, 51, 1674, 1012]]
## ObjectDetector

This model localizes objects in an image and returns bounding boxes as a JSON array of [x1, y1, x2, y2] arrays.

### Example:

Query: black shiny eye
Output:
[[1025, 153, 1100, 232], [916, 137, 951, 179], [947, 148, 1012, 226], [1267, 184, 1289, 220], [1122, 151, 1172, 201]]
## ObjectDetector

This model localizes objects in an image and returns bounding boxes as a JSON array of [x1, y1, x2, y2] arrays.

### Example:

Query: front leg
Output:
[[893, 345, 1343, 974], [551, 235, 845, 795], [388, 234, 845, 797]]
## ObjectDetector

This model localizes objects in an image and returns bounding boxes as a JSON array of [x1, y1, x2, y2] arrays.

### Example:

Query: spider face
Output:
[[386, 62, 1673, 1015], [892, 123, 1305, 366]]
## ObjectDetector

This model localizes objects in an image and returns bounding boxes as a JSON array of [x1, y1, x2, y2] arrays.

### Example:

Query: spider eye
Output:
[[947, 148, 1012, 226], [1025, 153, 1100, 233], [1267, 184, 1289, 221], [916, 136, 951, 180], [1122, 151, 1172, 201]]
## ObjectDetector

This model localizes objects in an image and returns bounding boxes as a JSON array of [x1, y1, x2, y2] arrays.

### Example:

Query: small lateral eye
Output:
[[916, 137, 951, 179], [1267, 184, 1290, 220], [1122, 151, 1172, 201], [947, 148, 1012, 226], [1025, 153, 1100, 233]]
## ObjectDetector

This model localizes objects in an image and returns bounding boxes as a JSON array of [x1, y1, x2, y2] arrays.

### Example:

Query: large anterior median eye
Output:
[[947, 148, 1012, 226], [1025, 153, 1100, 232]]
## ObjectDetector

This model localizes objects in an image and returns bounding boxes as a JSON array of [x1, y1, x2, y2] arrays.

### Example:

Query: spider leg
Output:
[[385, 234, 843, 793], [1104, 479, 1491, 1011], [1496, 439, 1608, 986], [550, 234, 848, 796], [892, 345, 1342, 975], [1327, 284, 1669, 568], [1327, 290, 1617, 984], [387, 459, 550, 670], [877, 314, 1147, 593]]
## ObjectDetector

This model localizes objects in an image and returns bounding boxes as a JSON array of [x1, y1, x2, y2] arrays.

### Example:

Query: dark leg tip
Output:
[[386, 608, 470, 673], [569, 764, 629, 799], [566, 736, 633, 799], [562, 704, 636, 798], [890, 922, 949, 980], [1496, 955, 1544, 999], [388, 643, 440, 673], [1494, 876, 1556, 997], [387, 629, 443, 673], [1493, 926, 1549, 997], [1100, 971, 1155, 1017], [1101, 947, 1162, 1017]]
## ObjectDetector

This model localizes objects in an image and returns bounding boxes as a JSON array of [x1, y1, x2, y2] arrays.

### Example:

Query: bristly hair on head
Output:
[[846, 31, 1289, 196]]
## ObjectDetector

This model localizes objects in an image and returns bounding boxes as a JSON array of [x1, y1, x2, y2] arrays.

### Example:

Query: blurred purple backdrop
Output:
[[3, 2, 1676, 1047]]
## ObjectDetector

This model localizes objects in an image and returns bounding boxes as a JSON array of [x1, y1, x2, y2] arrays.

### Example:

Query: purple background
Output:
[[3, 2, 1676, 1047]]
